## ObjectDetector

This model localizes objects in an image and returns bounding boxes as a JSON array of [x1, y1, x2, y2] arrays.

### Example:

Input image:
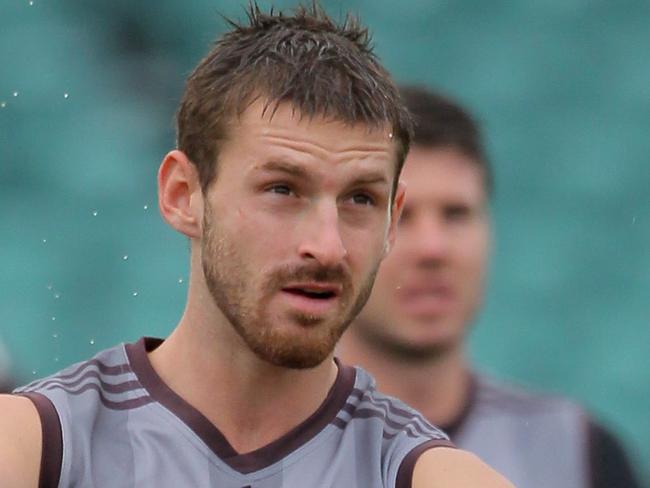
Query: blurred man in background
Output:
[[339, 85, 640, 488]]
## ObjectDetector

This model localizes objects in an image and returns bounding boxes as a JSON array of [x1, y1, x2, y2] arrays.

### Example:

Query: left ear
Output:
[[384, 180, 406, 257]]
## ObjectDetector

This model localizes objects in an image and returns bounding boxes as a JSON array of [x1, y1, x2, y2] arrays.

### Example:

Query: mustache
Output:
[[267, 263, 351, 288]]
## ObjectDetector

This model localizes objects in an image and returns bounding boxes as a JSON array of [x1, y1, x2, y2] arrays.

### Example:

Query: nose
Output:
[[297, 201, 347, 266], [407, 213, 450, 265]]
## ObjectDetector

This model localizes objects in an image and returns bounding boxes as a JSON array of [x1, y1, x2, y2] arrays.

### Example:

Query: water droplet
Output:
[[12, 91, 18, 97], [63, 93, 69, 99], [0, 101, 6, 108], [89, 339, 95, 345], [92, 210, 98, 216], [132, 291, 138, 297], [123, 255, 129, 261], [51, 316, 56, 321], [143, 204, 149, 210]]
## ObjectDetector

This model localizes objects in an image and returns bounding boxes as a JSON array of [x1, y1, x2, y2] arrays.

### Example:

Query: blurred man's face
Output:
[[352, 146, 490, 359], [200, 101, 403, 369]]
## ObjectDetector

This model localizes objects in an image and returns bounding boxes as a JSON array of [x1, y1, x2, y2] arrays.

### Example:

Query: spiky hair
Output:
[[176, 2, 412, 192]]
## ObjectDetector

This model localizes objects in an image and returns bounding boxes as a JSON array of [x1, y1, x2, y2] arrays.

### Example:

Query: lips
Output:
[[397, 283, 455, 316], [280, 282, 342, 316], [283, 287, 337, 300]]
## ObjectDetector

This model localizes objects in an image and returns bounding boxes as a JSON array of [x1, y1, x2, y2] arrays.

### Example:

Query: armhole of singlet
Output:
[[394, 439, 456, 488], [18, 392, 63, 488]]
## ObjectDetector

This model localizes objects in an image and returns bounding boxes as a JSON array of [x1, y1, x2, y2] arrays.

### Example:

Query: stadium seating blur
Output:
[[1, 1, 648, 484]]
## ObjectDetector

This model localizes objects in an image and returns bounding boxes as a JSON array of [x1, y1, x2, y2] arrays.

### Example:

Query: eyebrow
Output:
[[348, 173, 389, 186], [256, 160, 389, 187], [256, 160, 310, 178]]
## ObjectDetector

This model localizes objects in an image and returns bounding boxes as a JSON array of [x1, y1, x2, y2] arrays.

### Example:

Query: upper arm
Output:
[[412, 447, 515, 488], [0, 394, 43, 488]]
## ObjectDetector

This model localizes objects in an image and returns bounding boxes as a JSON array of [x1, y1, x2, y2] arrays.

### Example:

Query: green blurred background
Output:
[[1, 0, 649, 484]]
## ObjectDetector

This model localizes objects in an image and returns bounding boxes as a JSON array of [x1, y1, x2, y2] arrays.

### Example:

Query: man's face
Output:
[[200, 101, 401, 369], [352, 146, 490, 359]]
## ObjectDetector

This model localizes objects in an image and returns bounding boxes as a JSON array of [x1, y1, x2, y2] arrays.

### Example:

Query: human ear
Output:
[[158, 150, 203, 239]]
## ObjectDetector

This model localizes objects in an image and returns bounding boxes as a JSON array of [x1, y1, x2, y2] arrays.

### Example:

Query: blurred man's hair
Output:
[[400, 85, 492, 193], [177, 2, 412, 195]]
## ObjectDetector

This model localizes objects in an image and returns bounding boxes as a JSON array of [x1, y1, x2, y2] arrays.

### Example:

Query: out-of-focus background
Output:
[[1, 0, 649, 483]]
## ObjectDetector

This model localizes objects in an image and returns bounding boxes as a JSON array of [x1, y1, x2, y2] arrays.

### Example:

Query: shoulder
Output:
[[8, 343, 136, 488], [14, 342, 136, 409], [473, 374, 585, 421], [0, 394, 42, 488], [412, 447, 515, 488], [348, 367, 450, 444], [344, 367, 454, 486]]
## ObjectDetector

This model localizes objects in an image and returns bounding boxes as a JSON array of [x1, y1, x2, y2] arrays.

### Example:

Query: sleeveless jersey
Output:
[[449, 374, 589, 488], [15, 338, 453, 488]]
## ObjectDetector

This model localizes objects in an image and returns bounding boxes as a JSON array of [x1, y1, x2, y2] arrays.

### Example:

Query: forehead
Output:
[[224, 99, 396, 164], [401, 146, 487, 203]]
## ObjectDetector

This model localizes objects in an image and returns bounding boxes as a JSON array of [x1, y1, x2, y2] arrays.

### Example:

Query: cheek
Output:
[[232, 207, 289, 255], [369, 250, 405, 294], [348, 234, 386, 273], [456, 238, 490, 285], [344, 217, 391, 256]]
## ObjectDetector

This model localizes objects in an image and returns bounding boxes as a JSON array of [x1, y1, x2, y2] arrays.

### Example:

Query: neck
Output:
[[338, 328, 471, 429], [149, 279, 338, 454]]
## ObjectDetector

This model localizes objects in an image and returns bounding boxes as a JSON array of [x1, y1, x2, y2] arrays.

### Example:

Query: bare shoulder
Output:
[[0, 394, 42, 488], [412, 447, 515, 488]]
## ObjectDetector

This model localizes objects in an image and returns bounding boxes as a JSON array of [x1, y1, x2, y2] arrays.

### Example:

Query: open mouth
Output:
[[282, 288, 337, 300]]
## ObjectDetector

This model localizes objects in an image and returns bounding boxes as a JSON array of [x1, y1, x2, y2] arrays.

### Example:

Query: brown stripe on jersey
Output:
[[347, 387, 365, 401], [227, 359, 355, 473], [42, 382, 153, 410], [395, 439, 456, 488], [335, 395, 445, 440], [331, 416, 347, 430], [337, 408, 444, 440], [37, 371, 142, 394], [37, 358, 131, 384], [126, 337, 357, 474], [340, 386, 444, 438], [365, 394, 437, 431], [18, 392, 63, 488]]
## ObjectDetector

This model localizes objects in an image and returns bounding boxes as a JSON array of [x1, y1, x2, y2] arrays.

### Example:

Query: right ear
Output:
[[158, 150, 203, 239]]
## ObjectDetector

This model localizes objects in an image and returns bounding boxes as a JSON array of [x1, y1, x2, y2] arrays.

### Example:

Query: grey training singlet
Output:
[[15, 338, 453, 487], [450, 374, 589, 488]]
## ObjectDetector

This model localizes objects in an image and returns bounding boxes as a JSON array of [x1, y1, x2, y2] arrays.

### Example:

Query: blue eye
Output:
[[267, 184, 293, 196], [351, 193, 374, 206]]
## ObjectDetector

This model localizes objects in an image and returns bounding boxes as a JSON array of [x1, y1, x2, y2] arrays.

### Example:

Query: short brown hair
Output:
[[400, 85, 492, 194], [177, 3, 412, 194]]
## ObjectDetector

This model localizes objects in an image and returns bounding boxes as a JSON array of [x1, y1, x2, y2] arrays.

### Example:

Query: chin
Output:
[[375, 331, 459, 361], [256, 346, 332, 370], [247, 323, 342, 370]]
